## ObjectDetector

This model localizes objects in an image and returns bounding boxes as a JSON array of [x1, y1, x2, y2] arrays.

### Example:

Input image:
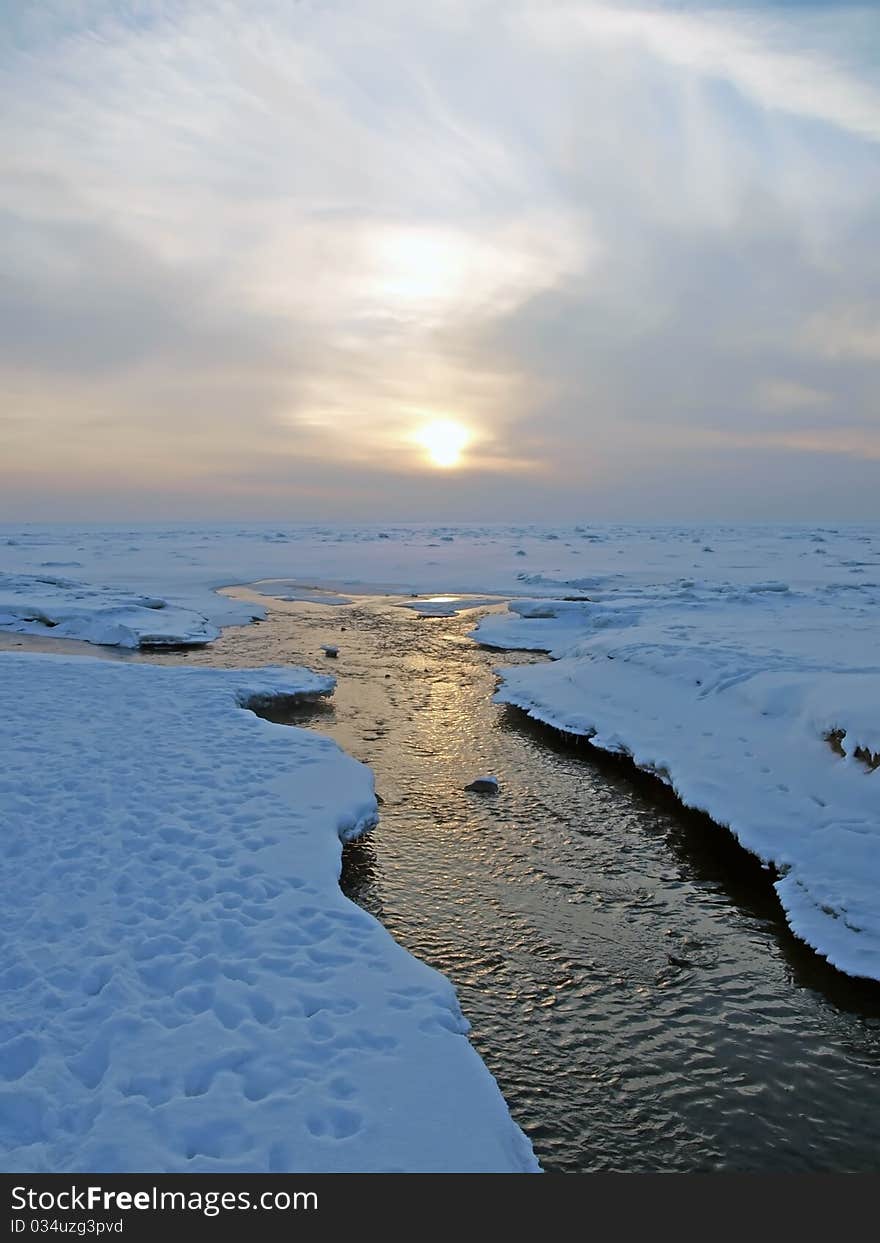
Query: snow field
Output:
[[0, 655, 538, 1173]]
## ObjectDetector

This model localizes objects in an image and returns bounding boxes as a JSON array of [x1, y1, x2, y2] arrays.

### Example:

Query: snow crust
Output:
[[0, 654, 537, 1173]]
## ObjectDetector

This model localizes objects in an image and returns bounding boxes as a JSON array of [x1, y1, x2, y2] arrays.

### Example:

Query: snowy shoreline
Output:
[[475, 593, 880, 982], [2, 521, 879, 989]]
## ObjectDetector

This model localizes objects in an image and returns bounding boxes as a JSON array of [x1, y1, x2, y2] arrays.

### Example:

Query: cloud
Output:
[[0, 1, 877, 519], [518, 2, 880, 142], [802, 306, 880, 360], [755, 380, 831, 413]]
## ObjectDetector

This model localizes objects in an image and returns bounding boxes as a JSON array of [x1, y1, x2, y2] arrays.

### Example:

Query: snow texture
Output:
[[0, 654, 537, 1173]]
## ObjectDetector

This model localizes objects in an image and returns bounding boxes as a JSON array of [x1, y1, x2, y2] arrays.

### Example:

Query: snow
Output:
[[4, 520, 877, 651], [0, 653, 537, 1173], [475, 598, 621, 651], [0, 572, 220, 649], [1, 522, 879, 1011], [467, 537, 880, 981]]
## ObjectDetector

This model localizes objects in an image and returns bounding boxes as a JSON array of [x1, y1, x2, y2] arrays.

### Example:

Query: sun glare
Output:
[[416, 420, 470, 469]]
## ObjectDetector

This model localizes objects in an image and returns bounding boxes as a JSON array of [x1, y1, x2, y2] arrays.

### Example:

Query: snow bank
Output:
[[475, 566, 880, 981], [474, 598, 631, 651], [0, 654, 537, 1173], [0, 573, 219, 648]]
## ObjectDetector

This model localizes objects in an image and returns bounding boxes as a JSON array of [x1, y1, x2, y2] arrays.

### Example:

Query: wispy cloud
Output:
[[519, 2, 880, 142]]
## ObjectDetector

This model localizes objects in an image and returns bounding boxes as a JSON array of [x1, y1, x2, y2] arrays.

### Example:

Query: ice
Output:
[[493, 653, 880, 979], [251, 582, 355, 606], [0, 654, 537, 1173], [469, 537, 880, 980], [0, 573, 218, 649], [2, 523, 880, 983], [474, 598, 626, 652], [398, 595, 502, 617]]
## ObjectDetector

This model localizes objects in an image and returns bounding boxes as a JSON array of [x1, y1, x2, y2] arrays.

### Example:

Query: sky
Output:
[[1, 0, 878, 522]]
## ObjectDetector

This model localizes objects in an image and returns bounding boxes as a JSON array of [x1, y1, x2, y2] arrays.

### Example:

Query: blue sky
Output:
[[1, 1, 878, 520]]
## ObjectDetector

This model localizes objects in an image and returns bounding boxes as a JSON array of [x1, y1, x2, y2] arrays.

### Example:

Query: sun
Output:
[[416, 420, 470, 468]]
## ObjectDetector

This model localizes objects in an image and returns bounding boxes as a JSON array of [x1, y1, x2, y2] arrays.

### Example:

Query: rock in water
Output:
[[465, 776, 499, 794]]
